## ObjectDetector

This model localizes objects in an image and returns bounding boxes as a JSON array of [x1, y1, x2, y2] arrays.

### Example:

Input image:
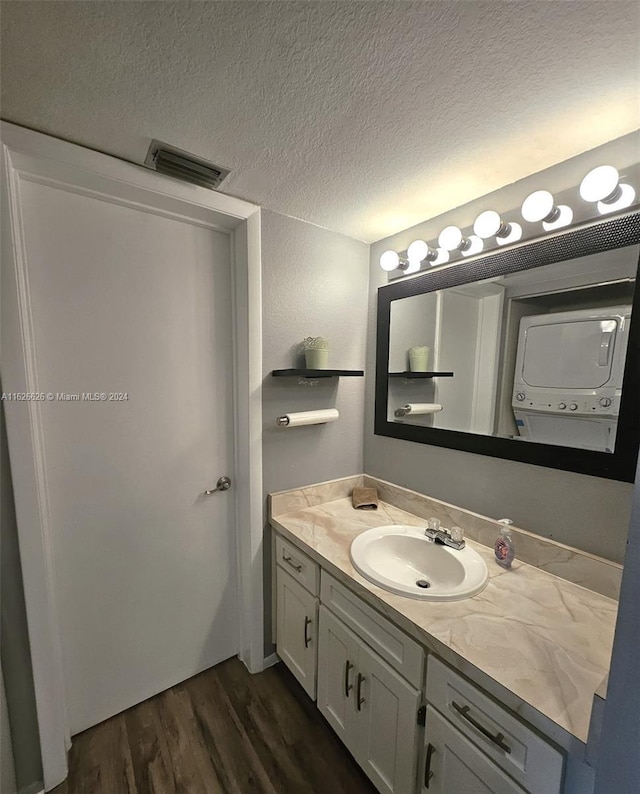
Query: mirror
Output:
[[375, 213, 640, 481]]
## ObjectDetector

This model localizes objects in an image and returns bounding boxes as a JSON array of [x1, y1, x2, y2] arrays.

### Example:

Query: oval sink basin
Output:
[[350, 525, 489, 601]]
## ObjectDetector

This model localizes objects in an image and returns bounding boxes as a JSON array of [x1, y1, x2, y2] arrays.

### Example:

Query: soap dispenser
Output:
[[494, 518, 515, 569]]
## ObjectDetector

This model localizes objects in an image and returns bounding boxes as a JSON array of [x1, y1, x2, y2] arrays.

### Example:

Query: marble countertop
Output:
[[270, 496, 618, 745]]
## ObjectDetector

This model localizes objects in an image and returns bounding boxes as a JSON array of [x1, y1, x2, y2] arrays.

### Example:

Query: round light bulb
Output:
[[431, 248, 449, 266], [438, 225, 464, 251], [580, 165, 619, 203], [473, 210, 502, 239], [404, 259, 422, 275], [407, 239, 430, 263], [597, 183, 636, 214], [379, 250, 400, 272], [461, 235, 484, 257], [496, 222, 523, 245], [521, 190, 555, 223], [543, 205, 573, 230]]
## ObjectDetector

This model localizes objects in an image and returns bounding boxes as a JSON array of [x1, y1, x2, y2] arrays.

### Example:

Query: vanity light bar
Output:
[[379, 164, 638, 275]]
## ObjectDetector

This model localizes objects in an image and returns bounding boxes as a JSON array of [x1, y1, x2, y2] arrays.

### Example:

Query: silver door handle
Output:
[[202, 476, 231, 496]]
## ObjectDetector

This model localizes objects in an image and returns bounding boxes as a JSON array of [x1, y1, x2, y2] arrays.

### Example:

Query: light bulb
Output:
[[580, 165, 619, 203], [496, 222, 523, 245], [438, 225, 466, 251], [473, 210, 503, 239], [597, 183, 636, 214], [543, 205, 573, 230], [379, 250, 400, 272], [431, 248, 449, 266], [407, 239, 429, 263], [521, 190, 573, 230], [521, 190, 555, 223], [461, 235, 484, 257]]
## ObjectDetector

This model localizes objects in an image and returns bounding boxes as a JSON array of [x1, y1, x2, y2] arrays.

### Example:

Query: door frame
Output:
[[0, 121, 264, 789]]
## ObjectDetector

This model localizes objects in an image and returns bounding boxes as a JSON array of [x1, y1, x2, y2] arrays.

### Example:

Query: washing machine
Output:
[[512, 305, 632, 452]]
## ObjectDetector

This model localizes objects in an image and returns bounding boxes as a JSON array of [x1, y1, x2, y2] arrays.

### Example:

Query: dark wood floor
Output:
[[52, 658, 377, 793]]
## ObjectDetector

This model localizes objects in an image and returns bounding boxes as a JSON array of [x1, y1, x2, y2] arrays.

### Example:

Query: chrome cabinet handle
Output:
[[282, 553, 302, 572], [304, 616, 312, 648], [424, 742, 436, 788], [344, 660, 353, 698], [451, 701, 511, 754], [202, 476, 231, 495], [356, 672, 366, 711]]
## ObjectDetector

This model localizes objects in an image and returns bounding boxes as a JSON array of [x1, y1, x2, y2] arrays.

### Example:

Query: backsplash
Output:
[[270, 474, 365, 517]]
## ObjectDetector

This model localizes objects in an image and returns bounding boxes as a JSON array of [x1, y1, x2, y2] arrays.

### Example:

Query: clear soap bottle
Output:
[[494, 518, 515, 569]]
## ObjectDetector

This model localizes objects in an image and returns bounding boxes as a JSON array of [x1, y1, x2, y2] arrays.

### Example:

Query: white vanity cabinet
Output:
[[421, 706, 524, 793], [273, 530, 567, 794], [423, 657, 564, 794], [318, 605, 421, 794], [316, 571, 424, 794], [275, 535, 320, 699]]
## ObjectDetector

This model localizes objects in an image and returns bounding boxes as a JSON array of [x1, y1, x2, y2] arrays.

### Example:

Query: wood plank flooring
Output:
[[51, 658, 378, 794]]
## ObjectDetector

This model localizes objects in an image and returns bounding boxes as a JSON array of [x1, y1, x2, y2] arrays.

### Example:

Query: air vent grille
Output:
[[144, 140, 230, 190]]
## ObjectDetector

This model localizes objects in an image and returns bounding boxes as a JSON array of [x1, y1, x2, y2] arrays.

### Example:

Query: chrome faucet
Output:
[[424, 518, 466, 550]]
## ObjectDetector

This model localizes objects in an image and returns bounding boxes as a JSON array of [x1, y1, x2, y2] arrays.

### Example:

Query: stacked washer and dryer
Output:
[[512, 305, 632, 452]]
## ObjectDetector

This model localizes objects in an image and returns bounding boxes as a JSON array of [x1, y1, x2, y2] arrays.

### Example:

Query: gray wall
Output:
[[1, 401, 42, 791], [261, 210, 370, 650], [364, 142, 639, 564]]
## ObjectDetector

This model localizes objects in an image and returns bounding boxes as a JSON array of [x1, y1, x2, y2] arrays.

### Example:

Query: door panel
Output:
[[317, 606, 359, 745], [357, 641, 421, 794], [276, 569, 318, 698], [18, 179, 237, 733]]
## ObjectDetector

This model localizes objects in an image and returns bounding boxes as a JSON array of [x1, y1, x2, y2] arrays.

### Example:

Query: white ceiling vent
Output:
[[144, 140, 230, 190]]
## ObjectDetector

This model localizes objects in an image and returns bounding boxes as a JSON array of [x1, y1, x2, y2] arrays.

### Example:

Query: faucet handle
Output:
[[427, 517, 441, 531], [450, 526, 464, 543]]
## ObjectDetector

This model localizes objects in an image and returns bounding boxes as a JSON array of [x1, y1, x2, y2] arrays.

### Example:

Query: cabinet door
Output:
[[276, 567, 318, 699], [317, 606, 360, 748], [422, 707, 524, 794], [355, 640, 421, 794]]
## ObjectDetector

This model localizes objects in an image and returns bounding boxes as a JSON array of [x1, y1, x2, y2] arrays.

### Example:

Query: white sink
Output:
[[350, 525, 489, 601]]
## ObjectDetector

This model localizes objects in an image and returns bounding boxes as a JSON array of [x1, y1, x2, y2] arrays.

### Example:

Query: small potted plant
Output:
[[408, 345, 430, 372], [303, 337, 329, 369]]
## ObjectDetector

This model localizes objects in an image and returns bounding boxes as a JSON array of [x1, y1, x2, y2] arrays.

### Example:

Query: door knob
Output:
[[202, 476, 231, 496]]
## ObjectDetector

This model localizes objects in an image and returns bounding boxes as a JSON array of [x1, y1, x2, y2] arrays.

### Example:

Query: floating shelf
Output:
[[272, 368, 364, 379], [389, 371, 454, 378]]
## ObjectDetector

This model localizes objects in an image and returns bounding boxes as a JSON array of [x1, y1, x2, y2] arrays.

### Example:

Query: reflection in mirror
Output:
[[388, 245, 638, 453]]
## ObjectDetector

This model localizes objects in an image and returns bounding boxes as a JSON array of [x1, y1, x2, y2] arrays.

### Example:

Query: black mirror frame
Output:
[[375, 212, 640, 482]]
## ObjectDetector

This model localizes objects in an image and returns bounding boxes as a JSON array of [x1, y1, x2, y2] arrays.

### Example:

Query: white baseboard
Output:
[[19, 783, 44, 794], [261, 652, 279, 670]]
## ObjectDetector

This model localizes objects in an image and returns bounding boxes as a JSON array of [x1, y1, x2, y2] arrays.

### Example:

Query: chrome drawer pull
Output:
[[282, 553, 302, 572], [451, 701, 511, 754]]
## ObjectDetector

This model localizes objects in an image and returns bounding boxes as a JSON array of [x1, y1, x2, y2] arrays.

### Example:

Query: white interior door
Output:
[[14, 173, 238, 734]]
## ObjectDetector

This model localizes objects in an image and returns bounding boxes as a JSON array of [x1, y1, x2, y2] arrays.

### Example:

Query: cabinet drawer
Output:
[[275, 533, 319, 596], [321, 571, 424, 688], [427, 656, 564, 794]]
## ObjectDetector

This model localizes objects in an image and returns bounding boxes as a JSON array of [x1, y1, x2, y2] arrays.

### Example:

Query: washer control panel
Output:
[[512, 389, 620, 416]]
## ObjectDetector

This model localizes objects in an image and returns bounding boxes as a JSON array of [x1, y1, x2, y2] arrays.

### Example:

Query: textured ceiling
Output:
[[1, 1, 639, 242]]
